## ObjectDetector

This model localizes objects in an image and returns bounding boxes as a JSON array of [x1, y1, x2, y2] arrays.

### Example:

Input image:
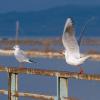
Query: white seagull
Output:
[[13, 45, 35, 68], [62, 18, 90, 74]]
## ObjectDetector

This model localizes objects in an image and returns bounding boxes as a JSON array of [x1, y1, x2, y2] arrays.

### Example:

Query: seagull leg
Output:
[[78, 66, 84, 74]]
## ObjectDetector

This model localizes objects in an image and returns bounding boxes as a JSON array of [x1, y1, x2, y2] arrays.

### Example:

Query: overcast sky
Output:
[[0, 0, 100, 12]]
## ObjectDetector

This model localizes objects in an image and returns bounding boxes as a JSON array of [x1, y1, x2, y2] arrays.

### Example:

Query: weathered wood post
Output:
[[56, 77, 68, 100], [60, 78, 68, 99], [8, 73, 18, 100], [56, 77, 60, 100]]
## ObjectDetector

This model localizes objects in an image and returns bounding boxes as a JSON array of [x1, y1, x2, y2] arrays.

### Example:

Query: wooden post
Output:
[[60, 78, 68, 99], [56, 77, 60, 100], [56, 77, 68, 100], [8, 73, 11, 100], [8, 73, 18, 100]]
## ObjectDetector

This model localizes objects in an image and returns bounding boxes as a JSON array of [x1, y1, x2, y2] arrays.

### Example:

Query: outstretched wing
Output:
[[62, 18, 80, 58], [78, 17, 95, 46]]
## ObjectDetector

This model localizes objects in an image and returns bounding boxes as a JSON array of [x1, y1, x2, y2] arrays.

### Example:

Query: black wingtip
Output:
[[29, 59, 37, 63]]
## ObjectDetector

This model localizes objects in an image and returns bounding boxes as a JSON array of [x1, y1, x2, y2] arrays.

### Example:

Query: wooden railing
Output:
[[0, 38, 100, 100], [0, 67, 100, 100]]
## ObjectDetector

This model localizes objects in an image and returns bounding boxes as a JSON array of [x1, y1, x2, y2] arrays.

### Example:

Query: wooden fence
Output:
[[0, 67, 100, 100], [0, 38, 100, 100]]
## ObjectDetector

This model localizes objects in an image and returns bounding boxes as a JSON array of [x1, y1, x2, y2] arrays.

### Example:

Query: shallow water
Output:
[[0, 43, 100, 100]]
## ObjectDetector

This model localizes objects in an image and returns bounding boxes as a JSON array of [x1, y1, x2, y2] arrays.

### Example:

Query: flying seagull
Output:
[[13, 45, 35, 68], [62, 18, 90, 74]]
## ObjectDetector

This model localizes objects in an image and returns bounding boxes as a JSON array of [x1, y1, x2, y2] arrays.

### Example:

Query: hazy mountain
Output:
[[0, 5, 100, 37]]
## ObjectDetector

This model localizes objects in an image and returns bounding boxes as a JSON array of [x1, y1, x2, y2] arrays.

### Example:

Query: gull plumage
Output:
[[13, 45, 34, 67], [62, 18, 90, 73]]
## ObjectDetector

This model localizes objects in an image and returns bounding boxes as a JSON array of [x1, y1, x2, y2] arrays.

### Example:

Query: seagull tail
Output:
[[29, 59, 37, 63]]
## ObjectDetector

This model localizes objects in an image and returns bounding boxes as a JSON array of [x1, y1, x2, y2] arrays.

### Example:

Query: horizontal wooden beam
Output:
[[0, 90, 78, 100], [0, 50, 100, 61], [0, 38, 100, 45], [0, 67, 100, 81], [0, 90, 54, 100], [0, 50, 63, 58]]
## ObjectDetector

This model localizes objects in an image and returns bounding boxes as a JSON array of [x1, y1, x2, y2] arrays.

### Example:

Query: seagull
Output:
[[13, 45, 35, 68], [62, 18, 90, 74]]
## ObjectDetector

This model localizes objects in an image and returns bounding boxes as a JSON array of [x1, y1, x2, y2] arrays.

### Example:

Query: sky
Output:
[[0, 0, 100, 12]]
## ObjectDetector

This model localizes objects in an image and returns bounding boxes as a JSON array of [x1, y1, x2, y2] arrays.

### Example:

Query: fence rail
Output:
[[0, 66, 100, 100], [0, 89, 54, 100], [0, 67, 100, 80], [0, 38, 100, 45], [0, 50, 100, 61], [0, 38, 100, 100]]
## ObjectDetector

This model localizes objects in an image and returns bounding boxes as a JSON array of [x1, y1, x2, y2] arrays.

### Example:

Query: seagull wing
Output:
[[62, 18, 80, 58], [78, 17, 95, 46], [15, 49, 31, 63]]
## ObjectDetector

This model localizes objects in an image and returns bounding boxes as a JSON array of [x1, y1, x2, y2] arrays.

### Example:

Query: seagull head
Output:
[[13, 45, 20, 50]]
